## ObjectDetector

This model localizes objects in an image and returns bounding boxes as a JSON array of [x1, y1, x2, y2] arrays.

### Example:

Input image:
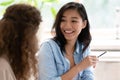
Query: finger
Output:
[[93, 64, 96, 68]]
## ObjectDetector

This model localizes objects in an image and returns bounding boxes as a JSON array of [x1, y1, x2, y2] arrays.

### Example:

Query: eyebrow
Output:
[[62, 16, 79, 19], [71, 17, 79, 19]]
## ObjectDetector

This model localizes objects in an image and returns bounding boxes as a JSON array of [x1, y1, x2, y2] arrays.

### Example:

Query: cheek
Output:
[[75, 25, 83, 34], [77, 29, 82, 35], [60, 23, 64, 30], [75, 23, 83, 30], [60, 25, 62, 31], [60, 25, 64, 34], [60, 22, 64, 28]]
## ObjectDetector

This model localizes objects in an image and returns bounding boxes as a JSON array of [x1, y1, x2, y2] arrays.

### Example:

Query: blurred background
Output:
[[0, 0, 120, 80]]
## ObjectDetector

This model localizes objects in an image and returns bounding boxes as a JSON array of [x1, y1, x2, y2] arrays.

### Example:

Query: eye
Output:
[[72, 20, 77, 23], [61, 19, 66, 22]]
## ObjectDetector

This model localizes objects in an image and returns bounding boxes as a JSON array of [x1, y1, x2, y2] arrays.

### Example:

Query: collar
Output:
[[74, 41, 83, 54]]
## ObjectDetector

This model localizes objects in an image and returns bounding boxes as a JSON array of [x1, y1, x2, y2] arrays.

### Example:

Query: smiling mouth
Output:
[[64, 30, 74, 34]]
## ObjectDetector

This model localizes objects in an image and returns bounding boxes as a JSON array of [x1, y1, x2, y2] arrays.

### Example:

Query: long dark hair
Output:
[[0, 4, 42, 80], [51, 2, 91, 53]]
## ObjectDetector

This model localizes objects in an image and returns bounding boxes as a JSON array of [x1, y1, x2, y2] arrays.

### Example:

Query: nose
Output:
[[64, 21, 71, 28]]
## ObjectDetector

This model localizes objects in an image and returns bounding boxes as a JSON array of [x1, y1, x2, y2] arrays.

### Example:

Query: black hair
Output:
[[51, 2, 91, 53]]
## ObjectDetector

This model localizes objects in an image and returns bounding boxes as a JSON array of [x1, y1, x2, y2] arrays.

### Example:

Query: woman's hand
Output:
[[77, 56, 98, 71]]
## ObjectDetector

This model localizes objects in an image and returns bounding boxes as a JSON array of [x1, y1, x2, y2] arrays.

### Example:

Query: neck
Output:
[[65, 41, 76, 55]]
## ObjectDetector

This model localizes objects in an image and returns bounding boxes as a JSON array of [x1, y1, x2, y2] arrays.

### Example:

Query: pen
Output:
[[97, 51, 107, 58]]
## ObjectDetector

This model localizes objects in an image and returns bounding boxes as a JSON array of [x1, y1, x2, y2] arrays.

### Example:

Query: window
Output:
[[82, 0, 120, 51]]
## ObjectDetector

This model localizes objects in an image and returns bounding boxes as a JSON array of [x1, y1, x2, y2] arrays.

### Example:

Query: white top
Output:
[[0, 57, 16, 80]]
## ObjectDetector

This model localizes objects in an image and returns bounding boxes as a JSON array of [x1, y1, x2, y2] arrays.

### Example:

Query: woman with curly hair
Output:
[[0, 4, 42, 80]]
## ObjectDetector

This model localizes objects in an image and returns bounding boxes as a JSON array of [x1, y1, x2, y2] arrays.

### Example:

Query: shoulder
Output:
[[0, 57, 10, 70], [41, 39, 56, 45], [78, 41, 90, 52], [0, 57, 12, 73], [40, 39, 59, 48], [38, 39, 56, 54], [83, 45, 91, 57], [38, 39, 61, 57], [0, 57, 16, 80]]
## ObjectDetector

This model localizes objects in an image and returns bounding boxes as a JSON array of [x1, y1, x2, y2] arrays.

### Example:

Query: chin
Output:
[[65, 37, 75, 41]]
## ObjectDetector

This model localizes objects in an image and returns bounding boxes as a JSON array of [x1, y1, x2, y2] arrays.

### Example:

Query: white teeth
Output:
[[64, 30, 73, 33]]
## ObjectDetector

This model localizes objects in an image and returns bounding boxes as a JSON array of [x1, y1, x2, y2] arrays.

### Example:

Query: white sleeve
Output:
[[0, 58, 16, 80]]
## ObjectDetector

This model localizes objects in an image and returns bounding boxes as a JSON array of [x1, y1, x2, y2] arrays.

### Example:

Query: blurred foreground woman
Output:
[[0, 3, 42, 80]]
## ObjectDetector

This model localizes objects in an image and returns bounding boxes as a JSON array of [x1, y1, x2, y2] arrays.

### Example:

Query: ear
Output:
[[82, 20, 87, 29]]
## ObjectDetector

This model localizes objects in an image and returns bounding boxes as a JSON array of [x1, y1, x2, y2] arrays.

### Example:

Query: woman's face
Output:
[[60, 9, 87, 42]]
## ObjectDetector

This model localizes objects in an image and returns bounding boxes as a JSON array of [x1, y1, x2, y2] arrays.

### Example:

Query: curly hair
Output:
[[0, 4, 42, 80]]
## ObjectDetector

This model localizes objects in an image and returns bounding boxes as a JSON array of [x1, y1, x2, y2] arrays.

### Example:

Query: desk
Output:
[[93, 51, 120, 80], [94, 61, 120, 80]]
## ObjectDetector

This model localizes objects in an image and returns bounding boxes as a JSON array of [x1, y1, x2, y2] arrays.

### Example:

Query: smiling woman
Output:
[[38, 2, 98, 80], [60, 9, 87, 42]]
